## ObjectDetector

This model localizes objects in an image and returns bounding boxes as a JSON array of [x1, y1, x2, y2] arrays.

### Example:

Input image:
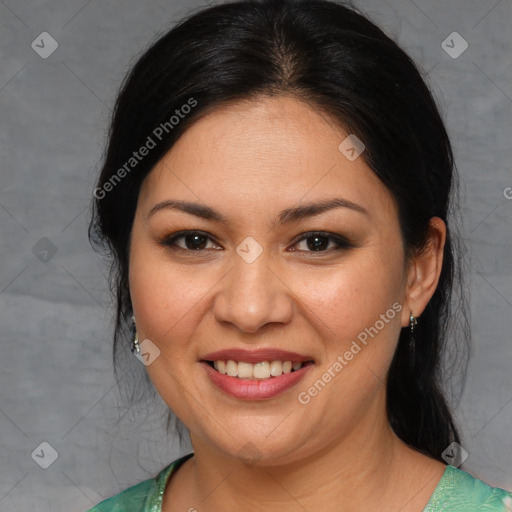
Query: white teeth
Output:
[[217, 360, 226, 374], [226, 360, 238, 377], [253, 361, 270, 379], [237, 361, 253, 379], [269, 360, 282, 377], [211, 359, 307, 379]]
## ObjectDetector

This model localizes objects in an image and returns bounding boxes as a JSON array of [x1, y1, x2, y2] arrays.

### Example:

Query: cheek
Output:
[[290, 256, 405, 424], [293, 249, 405, 339], [128, 242, 211, 348]]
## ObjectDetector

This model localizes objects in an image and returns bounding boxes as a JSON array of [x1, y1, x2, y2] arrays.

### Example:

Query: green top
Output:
[[86, 453, 512, 511]]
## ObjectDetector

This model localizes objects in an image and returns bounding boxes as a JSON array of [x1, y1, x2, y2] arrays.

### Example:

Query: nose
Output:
[[212, 250, 293, 334]]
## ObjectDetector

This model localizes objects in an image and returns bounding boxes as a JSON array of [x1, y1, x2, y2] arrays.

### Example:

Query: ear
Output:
[[401, 217, 446, 327]]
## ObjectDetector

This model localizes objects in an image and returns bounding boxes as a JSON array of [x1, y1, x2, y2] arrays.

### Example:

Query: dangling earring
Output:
[[131, 315, 140, 354], [409, 312, 417, 366]]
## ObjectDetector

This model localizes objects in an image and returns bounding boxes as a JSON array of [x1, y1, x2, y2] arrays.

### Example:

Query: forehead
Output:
[[138, 95, 397, 224]]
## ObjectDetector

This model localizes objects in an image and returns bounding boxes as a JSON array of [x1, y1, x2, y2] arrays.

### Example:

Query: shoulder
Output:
[[85, 476, 160, 512], [424, 465, 512, 512], [84, 453, 194, 512]]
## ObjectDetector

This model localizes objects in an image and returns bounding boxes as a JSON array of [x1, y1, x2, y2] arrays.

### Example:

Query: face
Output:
[[129, 95, 413, 466]]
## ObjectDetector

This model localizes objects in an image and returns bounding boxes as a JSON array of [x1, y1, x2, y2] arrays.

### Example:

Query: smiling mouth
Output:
[[202, 359, 315, 380]]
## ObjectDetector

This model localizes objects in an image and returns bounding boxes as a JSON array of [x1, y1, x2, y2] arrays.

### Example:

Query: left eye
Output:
[[291, 232, 351, 252]]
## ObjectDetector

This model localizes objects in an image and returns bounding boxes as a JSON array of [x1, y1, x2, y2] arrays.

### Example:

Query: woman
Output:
[[87, 0, 512, 510]]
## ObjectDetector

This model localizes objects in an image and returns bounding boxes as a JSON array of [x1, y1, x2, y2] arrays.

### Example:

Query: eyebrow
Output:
[[147, 197, 368, 225]]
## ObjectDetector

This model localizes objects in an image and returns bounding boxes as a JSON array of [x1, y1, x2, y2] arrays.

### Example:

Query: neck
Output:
[[170, 393, 442, 511]]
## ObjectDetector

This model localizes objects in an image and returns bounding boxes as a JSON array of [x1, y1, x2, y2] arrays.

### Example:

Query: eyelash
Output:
[[159, 230, 353, 255]]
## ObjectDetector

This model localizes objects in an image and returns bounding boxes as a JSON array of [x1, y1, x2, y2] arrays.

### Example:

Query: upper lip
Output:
[[201, 348, 314, 364]]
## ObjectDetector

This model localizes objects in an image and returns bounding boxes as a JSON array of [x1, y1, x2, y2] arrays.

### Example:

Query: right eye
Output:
[[159, 230, 223, 252]]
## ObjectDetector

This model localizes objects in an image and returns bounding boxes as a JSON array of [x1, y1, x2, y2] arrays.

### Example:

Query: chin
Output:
[[205, 429, 313, 468]]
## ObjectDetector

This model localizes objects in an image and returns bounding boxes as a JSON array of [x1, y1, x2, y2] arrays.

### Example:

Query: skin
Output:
[[128, 95, 447, 511]]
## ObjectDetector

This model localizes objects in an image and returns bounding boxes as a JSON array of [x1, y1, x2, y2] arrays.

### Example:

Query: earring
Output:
[[131, 315, 140, 354], [408, 312, 417, 367], [409, 312, 417, 333]]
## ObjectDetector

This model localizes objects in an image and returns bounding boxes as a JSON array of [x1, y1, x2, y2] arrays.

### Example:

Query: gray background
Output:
[[0, 0, 511, 510]]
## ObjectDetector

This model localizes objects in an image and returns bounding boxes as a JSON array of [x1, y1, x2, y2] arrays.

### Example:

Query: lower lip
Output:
[[201, 362, 314, 400]]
